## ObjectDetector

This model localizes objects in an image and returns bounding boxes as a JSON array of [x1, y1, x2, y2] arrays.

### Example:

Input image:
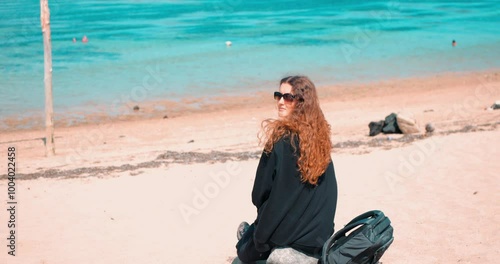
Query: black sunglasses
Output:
[[274, 91, 298, 103]]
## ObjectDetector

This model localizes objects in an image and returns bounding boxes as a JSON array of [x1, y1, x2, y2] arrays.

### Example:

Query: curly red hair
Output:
[[260, 75, 332, 185]]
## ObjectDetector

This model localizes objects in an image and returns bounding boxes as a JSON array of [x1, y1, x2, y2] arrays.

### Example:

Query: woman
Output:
[[236, 76, 338, 263]]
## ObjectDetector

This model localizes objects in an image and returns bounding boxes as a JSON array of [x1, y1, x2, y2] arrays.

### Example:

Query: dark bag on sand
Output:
[[382, 113, 402, 134], [320, 210, 394, 264], [368, 121, 385, 137]]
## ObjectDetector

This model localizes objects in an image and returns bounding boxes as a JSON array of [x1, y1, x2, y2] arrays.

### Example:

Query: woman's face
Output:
[[277, 83, 296, 118]]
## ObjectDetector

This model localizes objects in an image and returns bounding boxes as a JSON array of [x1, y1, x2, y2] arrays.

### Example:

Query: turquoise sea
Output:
[[1, 0, 499, 126]]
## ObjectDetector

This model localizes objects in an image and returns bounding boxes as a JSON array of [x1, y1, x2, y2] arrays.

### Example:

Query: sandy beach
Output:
[[0, 70, 499, 263]]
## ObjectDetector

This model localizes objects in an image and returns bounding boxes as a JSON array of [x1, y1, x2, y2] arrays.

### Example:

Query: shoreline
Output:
[[0, 68, 499, 177], [2, 69, 499, 132]]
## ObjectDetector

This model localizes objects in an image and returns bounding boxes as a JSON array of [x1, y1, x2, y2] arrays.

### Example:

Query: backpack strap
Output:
[[334, 210, 384, 239], [345, 210, 383, 226]]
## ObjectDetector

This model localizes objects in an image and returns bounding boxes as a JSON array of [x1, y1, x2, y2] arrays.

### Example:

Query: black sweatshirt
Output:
[[251, 136, 338, 257]]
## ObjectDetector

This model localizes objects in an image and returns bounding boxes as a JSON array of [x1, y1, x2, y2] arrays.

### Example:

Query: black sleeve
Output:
[[251, 137, 304, 252], [251, 149, 276, 211]]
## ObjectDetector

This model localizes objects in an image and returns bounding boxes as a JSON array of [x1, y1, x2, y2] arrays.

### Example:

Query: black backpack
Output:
[[320, 210, 394, 264]]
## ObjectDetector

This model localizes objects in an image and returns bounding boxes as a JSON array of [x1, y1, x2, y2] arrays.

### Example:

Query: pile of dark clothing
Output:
[[368, 113, 402, 137], [491, 101, 500, 110]]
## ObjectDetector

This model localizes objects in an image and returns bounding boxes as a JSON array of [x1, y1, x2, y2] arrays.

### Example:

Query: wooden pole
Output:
[[40, 0, 55, 156]]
